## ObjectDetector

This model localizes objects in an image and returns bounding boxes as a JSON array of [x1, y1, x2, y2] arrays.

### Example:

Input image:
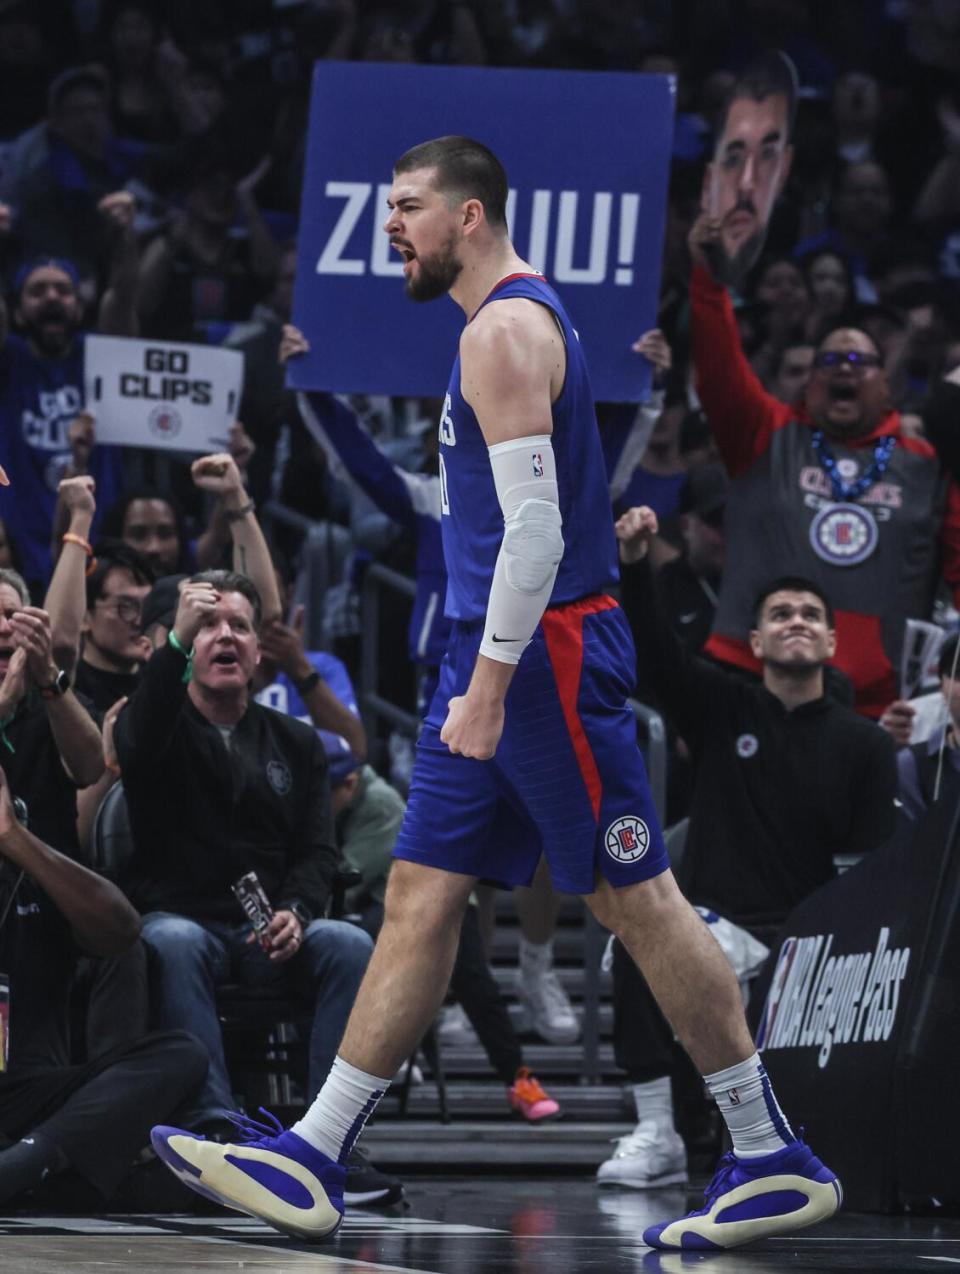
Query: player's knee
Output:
[[383, 861, 470, 939]]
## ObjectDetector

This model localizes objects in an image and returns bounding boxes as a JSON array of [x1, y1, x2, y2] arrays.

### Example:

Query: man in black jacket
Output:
[[0, 763, 206, 1206], [597, 506, 897, 1190], [114, 570, 373, 1133]]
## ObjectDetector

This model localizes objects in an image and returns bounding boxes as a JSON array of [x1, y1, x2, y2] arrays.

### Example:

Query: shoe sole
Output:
[[511, 1107, 563, 1123], [151, 1129, 343, 1241], [645, 1173, 842, 1250]]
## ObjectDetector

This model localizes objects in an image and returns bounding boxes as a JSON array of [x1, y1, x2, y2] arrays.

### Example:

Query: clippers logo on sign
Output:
[[605, 815, 650, 863], [148, 405, 182, 441], [266, 760, 292, 795], [736, 733, 759, 758], [810, 502, 879, 566], [532, 453, 544, 478]]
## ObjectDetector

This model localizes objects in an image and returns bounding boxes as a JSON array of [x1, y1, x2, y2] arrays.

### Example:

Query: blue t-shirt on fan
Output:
[[0, 332, 124, 587], [438, 273, 619, 622]]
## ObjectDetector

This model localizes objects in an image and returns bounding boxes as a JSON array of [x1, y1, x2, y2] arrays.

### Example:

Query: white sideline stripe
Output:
[[919, 1259, 960, 1265], [193, 1238, 443, 1273]]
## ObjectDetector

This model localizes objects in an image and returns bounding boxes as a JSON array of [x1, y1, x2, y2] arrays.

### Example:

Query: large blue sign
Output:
[[289, 61, 674, 402]]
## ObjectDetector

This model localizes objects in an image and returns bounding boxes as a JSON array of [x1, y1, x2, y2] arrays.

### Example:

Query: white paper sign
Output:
[[901, 619, 946, 701], [84, 335, 244, 454]]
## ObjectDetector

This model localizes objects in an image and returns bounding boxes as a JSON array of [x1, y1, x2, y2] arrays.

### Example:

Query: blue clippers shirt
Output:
[[439, 273, 619, 622], [0, 332, 123, 584]]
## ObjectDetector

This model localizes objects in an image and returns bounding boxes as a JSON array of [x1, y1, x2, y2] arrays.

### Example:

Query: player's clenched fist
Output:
[[440, 693, 505, 761]]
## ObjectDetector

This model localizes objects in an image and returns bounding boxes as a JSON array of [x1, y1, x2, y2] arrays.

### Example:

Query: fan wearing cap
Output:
[[688, 211, 960, 719], [0, 181, 138, 589]]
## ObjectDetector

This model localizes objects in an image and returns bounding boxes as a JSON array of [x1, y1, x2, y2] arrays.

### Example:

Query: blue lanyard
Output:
[[811, 431, 896, 503]]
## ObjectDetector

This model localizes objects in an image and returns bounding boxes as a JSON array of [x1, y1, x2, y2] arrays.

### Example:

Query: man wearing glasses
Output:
[[73, 549, 153, 713], [687, 210, 960, 718]]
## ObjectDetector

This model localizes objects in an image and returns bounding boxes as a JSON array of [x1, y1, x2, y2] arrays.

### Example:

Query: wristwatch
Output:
[[287, 900, 312, 929], [293, 669, 321, 697], [40, 669, 70, 699]]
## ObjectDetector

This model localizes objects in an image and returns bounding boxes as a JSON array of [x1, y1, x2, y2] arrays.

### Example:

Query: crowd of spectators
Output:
[[1, 0, 960, 1212]]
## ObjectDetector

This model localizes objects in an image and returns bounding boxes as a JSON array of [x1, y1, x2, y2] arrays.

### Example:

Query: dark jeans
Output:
[[142, 912, 373, 1123], [0, 1030, 207, 1198]]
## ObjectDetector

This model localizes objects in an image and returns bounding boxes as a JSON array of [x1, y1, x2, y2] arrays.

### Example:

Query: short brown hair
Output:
[[394, 135, 509, 230]]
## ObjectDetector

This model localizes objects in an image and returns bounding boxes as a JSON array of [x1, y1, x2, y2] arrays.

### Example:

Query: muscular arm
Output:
[[441, 299, 563, 758], [0, 817, 140, 956]]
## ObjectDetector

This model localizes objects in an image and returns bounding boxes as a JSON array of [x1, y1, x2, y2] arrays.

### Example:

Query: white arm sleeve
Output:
[[479, 435, 563, 666]]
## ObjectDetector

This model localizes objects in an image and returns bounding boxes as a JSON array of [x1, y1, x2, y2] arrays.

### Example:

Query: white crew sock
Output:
[[632, 1076, 675, 1129], [291, 1056, 392, 1164], [704, 1052, 795, 1159], [519, 936, 553, 974]]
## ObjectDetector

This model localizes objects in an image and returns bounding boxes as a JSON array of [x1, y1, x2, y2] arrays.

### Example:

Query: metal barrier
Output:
[[359, 561, 420, 740]]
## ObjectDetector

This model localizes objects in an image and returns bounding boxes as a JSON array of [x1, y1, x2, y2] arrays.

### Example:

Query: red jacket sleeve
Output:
[[940, 478, 960, 607], [690, 265, 793, 477]]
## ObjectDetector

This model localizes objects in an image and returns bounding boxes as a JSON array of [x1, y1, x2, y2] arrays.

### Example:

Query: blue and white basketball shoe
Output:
[[643, 1138, 842, 1250], [151, 1110, 345, 1241]]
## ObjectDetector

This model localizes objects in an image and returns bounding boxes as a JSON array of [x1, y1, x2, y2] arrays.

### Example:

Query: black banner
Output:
[[748, 796, 960, 1211]]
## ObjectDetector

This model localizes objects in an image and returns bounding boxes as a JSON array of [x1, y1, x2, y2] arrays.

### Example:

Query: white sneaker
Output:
[[436, 1003, 479, 1046], [596, 1119, 689, 1189], [392, 1059, 424, 1084], [517, 967, 580, 1044]]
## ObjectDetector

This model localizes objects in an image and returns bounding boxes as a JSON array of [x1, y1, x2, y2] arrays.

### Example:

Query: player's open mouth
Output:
[[392, 241, 416, 268], [213, 652, 238, 667]]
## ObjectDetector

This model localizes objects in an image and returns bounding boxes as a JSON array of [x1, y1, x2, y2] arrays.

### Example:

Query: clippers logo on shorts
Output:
[[736, 733, 759, 758], [266, 760, 292, 795], [532, 452, 544, 478], [809, 502, 879, 566], [605, 815, 649, 864]]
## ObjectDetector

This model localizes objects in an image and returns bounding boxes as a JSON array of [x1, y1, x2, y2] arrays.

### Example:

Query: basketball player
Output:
[[151, 137, 841, 1251]]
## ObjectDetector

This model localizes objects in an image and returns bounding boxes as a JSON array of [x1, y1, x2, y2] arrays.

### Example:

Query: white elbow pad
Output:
[[480, 436, 563, 665]]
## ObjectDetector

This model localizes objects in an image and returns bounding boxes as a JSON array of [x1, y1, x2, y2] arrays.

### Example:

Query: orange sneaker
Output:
[[508, 1067, 561, 1122]]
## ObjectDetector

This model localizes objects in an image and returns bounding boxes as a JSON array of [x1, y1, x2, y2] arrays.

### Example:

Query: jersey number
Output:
[[438, 453, 450, 515]]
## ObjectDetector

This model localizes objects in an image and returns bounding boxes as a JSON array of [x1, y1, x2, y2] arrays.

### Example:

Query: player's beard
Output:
[[405, 234, 463, 303]]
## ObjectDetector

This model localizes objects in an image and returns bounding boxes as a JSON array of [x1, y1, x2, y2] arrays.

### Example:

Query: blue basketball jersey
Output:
[[438, 273, 619, 622]]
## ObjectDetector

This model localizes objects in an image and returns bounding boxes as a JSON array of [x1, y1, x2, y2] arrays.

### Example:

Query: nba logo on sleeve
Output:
[[605, 816, 650, 863], [532, 452, 544, 477]]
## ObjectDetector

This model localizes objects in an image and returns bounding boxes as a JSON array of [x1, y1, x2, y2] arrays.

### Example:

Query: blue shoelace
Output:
[[702, 1151, 739, 1207], [224, 1107, 285, 1147]]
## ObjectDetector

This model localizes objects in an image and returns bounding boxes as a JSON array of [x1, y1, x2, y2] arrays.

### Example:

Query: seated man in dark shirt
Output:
[[0, 763, 206, 1206], [597, 506, 898, 1191], [113, 570, 373, 1135]]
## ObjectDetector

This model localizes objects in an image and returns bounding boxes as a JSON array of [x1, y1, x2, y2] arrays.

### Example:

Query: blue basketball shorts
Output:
[[392, 594, 669, 895]]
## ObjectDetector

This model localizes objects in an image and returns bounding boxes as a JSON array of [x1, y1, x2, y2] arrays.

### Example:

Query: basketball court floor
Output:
[[3, 1177, 957, 1272]]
